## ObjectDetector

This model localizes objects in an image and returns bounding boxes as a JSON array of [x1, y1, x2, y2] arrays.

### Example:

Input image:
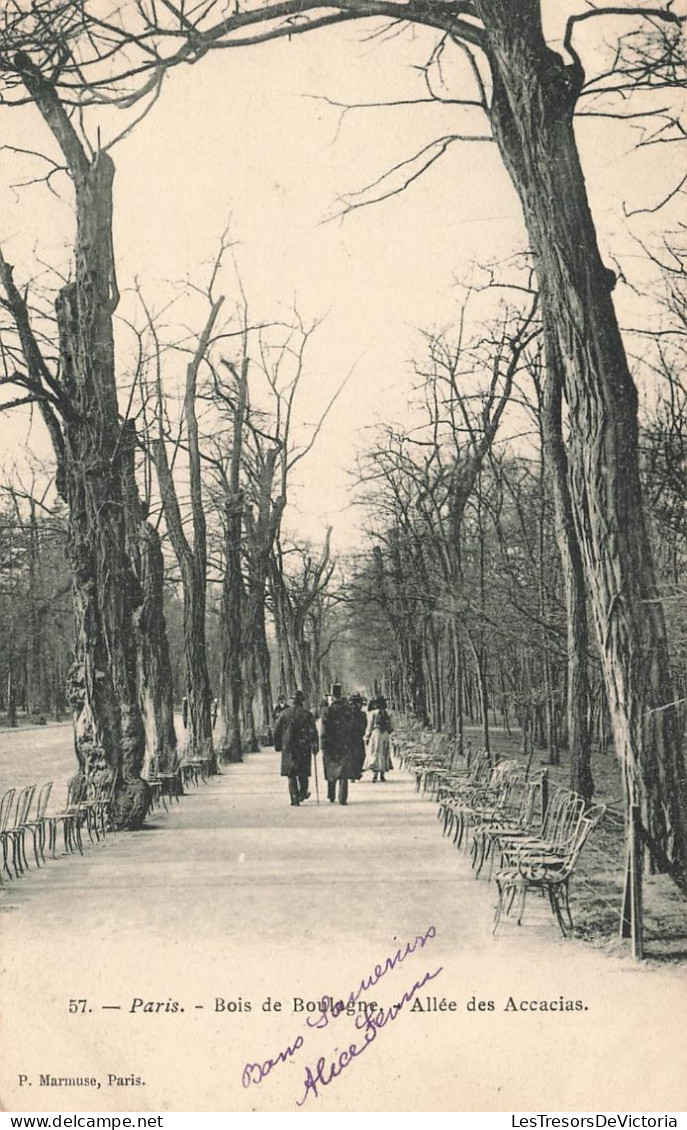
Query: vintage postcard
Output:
[[0, 0, 686, 1116]]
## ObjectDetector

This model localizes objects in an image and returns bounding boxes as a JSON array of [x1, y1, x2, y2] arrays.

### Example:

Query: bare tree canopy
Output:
[[1, 0, 686, 885]]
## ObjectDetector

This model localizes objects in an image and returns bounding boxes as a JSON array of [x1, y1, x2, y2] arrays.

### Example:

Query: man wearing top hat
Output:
[[273, 690, 319, 807], [320, 683, 353, 805]]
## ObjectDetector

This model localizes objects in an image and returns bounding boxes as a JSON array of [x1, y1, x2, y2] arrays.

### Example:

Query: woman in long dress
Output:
[[364, 695, 393, 782]]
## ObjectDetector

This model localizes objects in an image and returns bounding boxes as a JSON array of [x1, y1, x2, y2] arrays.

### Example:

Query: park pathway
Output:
[[1, 740, 685, 1113]]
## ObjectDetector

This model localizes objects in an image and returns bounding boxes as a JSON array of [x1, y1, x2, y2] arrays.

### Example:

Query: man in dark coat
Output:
[[348, 693, 367, 781], [273, 690, 319, 806], [320, 683, 353, 805]]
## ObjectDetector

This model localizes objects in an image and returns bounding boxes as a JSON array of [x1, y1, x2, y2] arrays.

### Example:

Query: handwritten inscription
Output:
[[241, 924, 441, 1103], [296, 967, 444, 1106]]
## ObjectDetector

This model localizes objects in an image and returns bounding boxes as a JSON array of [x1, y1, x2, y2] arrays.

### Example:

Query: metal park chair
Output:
[[0, 788, 16, 883], [77, 771, 117, 841], [493, 803, 607, 936], [390, 717, 426, 767], [180, 748, 213, 788], [1, 785, 36, 878], [470, 773, 544, 879], [46, 775, 87, 858], [416, 739, 467, 799], [437, 748, 492, 841], [146, 749, 182, 810], [441, 759, 525, 851], [22, 781, 53, 867], [451, 761, 528, 855], [398, 731, 446, 777], [492, 786, 587, 874]]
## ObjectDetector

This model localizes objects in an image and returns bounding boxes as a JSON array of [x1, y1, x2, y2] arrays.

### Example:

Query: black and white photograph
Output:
[[0, 0, 686, 1115]]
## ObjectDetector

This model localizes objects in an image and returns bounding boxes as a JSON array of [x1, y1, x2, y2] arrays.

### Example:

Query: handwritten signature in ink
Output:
[[295, 965, 444, 1107], [241, 924, 438, 1091]]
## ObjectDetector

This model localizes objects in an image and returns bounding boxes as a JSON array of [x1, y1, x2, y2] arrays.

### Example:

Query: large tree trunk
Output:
[[241, 488, 283, 744], [217, 355, 247, 763], [217, 492, 244, 762], [406, 635, 429, 725], [58, 273, 149, 828], [15, 54, 149, 828], [121, 424, 177, 772], [270, 554, 298, 697], [25, 499, 49, 716], [149, 293, 222, 774], [239, 579, 275, 748], [274, 594, 298, 698], [255, 620, 274, 743], [150, 438, 214, 768], [182, 566, 214, 762], [451, 621, 464, 749], [477, 0, 687, 881], [468, 634, 491, 759], [241, 648, 259, 753], [134, 517, 177, 771], [543, 355, 593, 802]]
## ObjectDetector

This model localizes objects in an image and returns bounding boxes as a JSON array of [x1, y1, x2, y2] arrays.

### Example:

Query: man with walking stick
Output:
[[273, 690, 319, 807]]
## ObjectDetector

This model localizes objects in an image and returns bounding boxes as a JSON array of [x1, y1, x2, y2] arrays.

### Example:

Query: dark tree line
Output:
[[0, 0, 685, 885], [346, 271, 687, 853], [0, 486, 71, 723]]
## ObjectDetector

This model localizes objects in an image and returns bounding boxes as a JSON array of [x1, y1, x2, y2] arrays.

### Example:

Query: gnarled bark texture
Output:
[[477, 0, 687, 881], [15, 53, 149, 829], [121, 423, 177, 773], [149, 298, 221, 771], [543, 354, 593, 802], [217, 491, 244, 762]]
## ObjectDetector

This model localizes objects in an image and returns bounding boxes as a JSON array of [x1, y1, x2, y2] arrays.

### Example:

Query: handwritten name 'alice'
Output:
[[241, 924, 439, 1091], [295, 965, 444, 1107]]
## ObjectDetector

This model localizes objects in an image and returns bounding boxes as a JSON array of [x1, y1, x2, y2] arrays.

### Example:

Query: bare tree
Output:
[[206, 304, 344, 751], [2, 0, 686, 877], [0, 70, 151, 826], [140, 262, 225, 770], [270, 529, 336, 704]]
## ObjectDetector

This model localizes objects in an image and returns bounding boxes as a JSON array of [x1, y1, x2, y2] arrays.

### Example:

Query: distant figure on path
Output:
[[348, 693, 367, 782], [364, 695, 393, 782], [320, 683, 353, 805], [273, 695, 288, 722], [273, 690, 319, 807], [182, 696, 188, 729], [211, 697, 219, 728]]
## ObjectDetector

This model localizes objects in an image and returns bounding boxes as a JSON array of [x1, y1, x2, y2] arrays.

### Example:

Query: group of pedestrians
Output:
[[272, 683, 394, 807]]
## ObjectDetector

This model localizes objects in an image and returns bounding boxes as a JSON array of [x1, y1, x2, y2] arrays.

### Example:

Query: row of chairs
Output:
[[145, 747, 212, 810], [0, 743, 215, 890], [0, 773, 117, 884], [398, 727, 606, 937]]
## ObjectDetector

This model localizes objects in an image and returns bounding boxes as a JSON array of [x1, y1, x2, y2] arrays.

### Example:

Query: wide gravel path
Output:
[[1, 731, 685, 1112]]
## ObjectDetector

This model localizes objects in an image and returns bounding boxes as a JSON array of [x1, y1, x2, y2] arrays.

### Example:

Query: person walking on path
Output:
[[364, 695, 394, 782], [320, 683, 353, 805], [348, 693, 367, 782], [273, 690, 319, 807]]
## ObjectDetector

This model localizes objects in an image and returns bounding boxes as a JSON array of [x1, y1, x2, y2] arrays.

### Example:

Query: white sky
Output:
[[0, 6, 684, 551]]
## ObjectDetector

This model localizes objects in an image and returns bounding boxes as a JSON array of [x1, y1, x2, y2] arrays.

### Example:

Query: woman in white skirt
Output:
[[364, 696, 394, 782]]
